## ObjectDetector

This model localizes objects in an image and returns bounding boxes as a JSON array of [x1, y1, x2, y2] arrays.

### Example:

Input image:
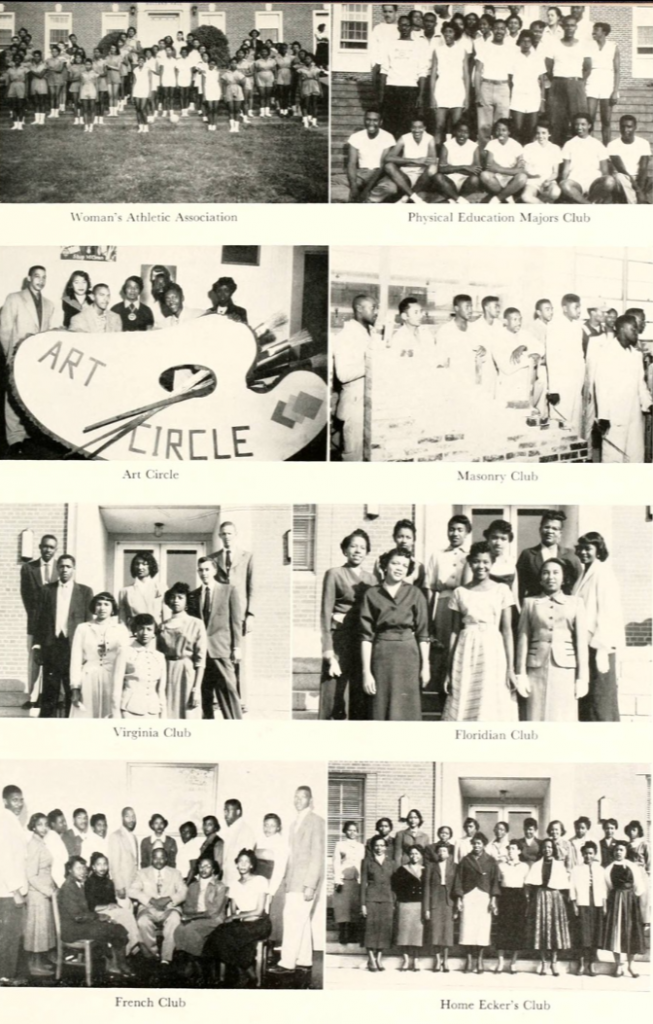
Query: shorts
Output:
[[568, 169, 603, 194], [586, 68, 613, 101], [447, 172, 467, 190], [434, 78, 466, 110], [510, 89, 542, 115]]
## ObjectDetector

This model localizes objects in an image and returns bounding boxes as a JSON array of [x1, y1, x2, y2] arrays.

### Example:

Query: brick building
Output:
[[293, 504, 652, 721], [0, 2, 329, 55], [0, 503, 292, 719], [327, 760, 650, 973]]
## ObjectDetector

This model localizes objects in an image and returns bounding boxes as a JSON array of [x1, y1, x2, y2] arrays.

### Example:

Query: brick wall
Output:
[[612, 506, 653, 646], [243, 505, 292, 694], [0, 504, 68, 680]]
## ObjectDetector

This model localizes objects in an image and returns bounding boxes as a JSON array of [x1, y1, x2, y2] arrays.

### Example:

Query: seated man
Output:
[[346, 110, 397, 203], [128, 848, 187, 966], [492, 307, 545, 407], [522, 120, 563, 204], [480, 118, 528, 203], [367, 117, 438, 204], [434, 119, 482, 204], [559, 113, 616, 204], [69, 284, 122, 333], [608, 114, 652, 205]]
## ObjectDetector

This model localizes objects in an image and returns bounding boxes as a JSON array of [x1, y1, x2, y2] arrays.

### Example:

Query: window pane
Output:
[[340, 4, 369, 50], [166, 550, 199, 590], [475, 810, 498, 837], [293, 505, 316, 572], [471, 509, 506, 544], [121, 549, 157, 589]]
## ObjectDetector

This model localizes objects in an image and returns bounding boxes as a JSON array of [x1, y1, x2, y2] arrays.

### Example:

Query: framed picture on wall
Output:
[[221, 246, 261, 267], [60, 246, 118, 262], [127, 763, 219, 837]]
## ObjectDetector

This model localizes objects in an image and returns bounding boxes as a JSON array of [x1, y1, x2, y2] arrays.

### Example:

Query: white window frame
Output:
[[101, 11, 130, 38], [44, 10, 73, 51], [114, 541, 207, 592], [198, 11, 226, 34], [336, 3, 372, 55], [633, 6, 653, 79], [255, 10, 284, 43], [0, 11, 16, 49]]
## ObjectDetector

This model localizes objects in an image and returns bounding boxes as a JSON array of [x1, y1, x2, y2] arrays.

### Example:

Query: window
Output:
[[255, 10, 283, 44], [116, 543, 206, 591], [636, 23, 653, 57], [198, 11, 226, 33], [328, 775, 365, 893], [101, 12, 130, 37], [293, 505, 316, 572], [339, 4, 371, 51], [44, 11, 72, 50], [0, 11, 15, 49], [468, 803, 539, 839]]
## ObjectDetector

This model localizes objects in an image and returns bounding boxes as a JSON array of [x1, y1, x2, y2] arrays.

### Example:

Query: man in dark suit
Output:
[[206, 277, 248, 324], [516, 511, 582, 605], [20, 533, 59, 709], [211, 521, 254, 712], [32, 554, 93, 718], [190, 556, 243, 721]]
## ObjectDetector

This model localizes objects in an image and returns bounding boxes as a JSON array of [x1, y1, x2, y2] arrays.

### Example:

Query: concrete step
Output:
[[0, 707, 30, 718], [0, 678, 25, 693], [293, 710, 318, 721], [327, 952, 651, 976], [0, 692, 29, 708]]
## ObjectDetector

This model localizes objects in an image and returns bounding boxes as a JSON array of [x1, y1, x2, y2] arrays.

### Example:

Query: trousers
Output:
[[201, 658, 242, 720], [136, 907, 181, 962], [279, 892, 316, 970], [0, 898, 24, 979]]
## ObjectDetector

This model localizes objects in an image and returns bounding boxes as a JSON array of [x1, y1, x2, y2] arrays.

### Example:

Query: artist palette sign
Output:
[[12, 317, 326, 461]]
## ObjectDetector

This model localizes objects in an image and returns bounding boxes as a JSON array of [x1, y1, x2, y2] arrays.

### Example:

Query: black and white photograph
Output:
[[0, 503, 292, 721], [0, 245, 329, 461], [292, 503, 652, 722], [0, 2, 330, 204], [327, 761, 650, 989], [0, 760, 325, 988], [331, 3, 652, 204], [330, 245, 653, 463]]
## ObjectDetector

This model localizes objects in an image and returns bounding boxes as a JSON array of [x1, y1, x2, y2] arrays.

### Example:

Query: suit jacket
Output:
[[423, 858, 456, 910], [453, 852, 501, 898], [108, 827, 139, 893], [68, 305, 123, 334], [517, 594, 586, 671], [206, 300, 248, 325], [57, 878, 96, 941], [361, 855, 395, 905], [211, 548, 255, 621], [33, 581, 94, 649], [190, 583, 242, 660], [284, 810, 325, 895], [0, 287, 59, 359], [20, 558, 57, 635], [63, 829, 83, 859], [127, 866, 187, 909], [140, 835, 178, 870], [517, 545, 583, 605]]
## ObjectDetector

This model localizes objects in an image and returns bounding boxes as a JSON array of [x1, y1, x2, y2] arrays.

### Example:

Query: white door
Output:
[[138, 5, 190, 46], [255, 10, 284, 44], [101, 12, 130, 38], [333, 3, 373, 74], [633, 6, 653, 79], [468, 803, 539, 840], [114, 542, 207, 594]]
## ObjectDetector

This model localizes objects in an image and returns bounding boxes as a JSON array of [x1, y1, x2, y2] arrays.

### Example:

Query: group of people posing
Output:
[[319, 511, 626, 723], [333, 290, 651, 464], [332, 810, 648, 977], [0, 784, 324, 988], [1, 25, 325, 134], [20, 523, 254, 721], [346, 5, 651, 204]]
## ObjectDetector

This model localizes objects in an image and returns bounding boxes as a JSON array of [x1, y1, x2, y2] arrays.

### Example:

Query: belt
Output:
[[553, 76, 582, 81], [482, 79, 509, 85]]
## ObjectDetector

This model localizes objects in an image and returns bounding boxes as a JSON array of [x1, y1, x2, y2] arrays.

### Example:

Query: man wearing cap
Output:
[[207, 278, 248, 324]]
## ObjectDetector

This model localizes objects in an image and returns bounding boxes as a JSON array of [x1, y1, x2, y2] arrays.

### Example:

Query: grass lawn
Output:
[[0, 114, 329, 204]]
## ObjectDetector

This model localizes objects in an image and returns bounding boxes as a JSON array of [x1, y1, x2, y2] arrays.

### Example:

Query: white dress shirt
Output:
[[223, 818, 257, 891], [56, 581, 73, 638], [45, 829, 69, 888]]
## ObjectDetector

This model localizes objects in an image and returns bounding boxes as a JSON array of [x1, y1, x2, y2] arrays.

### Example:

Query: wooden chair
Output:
[[219, 894, 272, 988], [52, 894, 95, 987]]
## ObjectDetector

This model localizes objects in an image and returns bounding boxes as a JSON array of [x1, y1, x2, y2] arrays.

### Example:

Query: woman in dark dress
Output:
[[394, 809, 430, 866], [604, 840, 646, 978], [196, 815, 224, 876], [423, 841, 456, 973], [361, 836, 395, 972], [365, 817, 396, 862], [84, 852, 139, 958], [494, 839, 530, 974], [393, 845, 426, 972], [525, 838, 571, 976], [174, 856, 228, 974], [58, 857, 131, 978], [360, 549, 431, 722], [320, 530, 376, 720], [62, 270, 93, 328]]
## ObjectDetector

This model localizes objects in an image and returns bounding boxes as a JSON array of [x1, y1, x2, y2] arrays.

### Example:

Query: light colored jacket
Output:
[[108, 826, 139, 894], [284, 810, 325, 895], [0, 287, 60, 358], [573, 559, 625, 653]]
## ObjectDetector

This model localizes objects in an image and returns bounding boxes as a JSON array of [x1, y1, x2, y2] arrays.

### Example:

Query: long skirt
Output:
[[70, 662, 114, 720], [203, 917, 272, 969], [166, 658, 202, 720], [333, 878, 361, 925], [459, 886, 493, 947], [174, 917, 221, 959], [579, 649, 620, 722], [443, 625, 518, 723], [494, 888, 527, 950], [395, 902, 424, 948], [603, 889, 644, 955], [24, 889, 55, 952], [370, 638, 422, 722], [576, 904, 604, 949], [525, 653, 578, 723], [424, 891, 454, 947], [365, 902, 394, 950], [320, 624, 367, 721], [529, 888, 571, 951]]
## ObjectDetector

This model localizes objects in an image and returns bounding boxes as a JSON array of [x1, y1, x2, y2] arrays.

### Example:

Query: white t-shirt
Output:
[[476, 40, 514, 81], [442, 137, 479, 167], [548, 39, 590, 78], [486, 137, 523, 170], [176, 55, 193, 88], [523, 140, 563, 183], [608, 136, 652, 178], [158, 55, 177, 88], [511, 49, 547, 95], [349, 128, 397, 171], [562, 135, 609, 191], [370, 21, 400, 68], [132, 65, 151, 100], [381, 39, 431, 86], [203, 67, 222, 102]]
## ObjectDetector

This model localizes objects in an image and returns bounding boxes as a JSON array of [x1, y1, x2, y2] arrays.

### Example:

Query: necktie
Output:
[[203, 587, 211, 626], [226, 551, 233, 575]]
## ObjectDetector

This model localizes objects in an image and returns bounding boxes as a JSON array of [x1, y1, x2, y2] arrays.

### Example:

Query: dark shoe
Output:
[[0, 978, 29, 987], [442, 966, 450, 973], [627, 968, 639, 979], [367, 963, 378, 973], [551, 964, 559, 977], [377, 964, 385, 972], [267, 965, 296, 976], [509, 965, 517, 975], [21, 701, 35, 710]]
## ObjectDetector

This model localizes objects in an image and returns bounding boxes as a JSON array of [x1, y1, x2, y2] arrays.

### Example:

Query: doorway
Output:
[[115, 542, 207, 593]]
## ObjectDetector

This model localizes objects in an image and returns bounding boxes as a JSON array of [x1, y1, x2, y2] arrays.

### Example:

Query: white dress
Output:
[[433, 40, 467, 109], [70, 620, 131, 719], [587, 40, 617, 100]]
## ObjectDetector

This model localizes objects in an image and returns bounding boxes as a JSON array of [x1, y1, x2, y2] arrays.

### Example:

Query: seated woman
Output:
[[118, 552, 163, 631], [57, 857, 131, 978], [320, 529, 376, 721], [174, 856, 228, 977], [141, 813, 178, 868], [572, 532, 624, 722], [480, 119, 528, 204], [517, 559, 589, 722], [25, 813, 57, 978], [70, 592, 130, 720], [202, 850, 271, 988], [112, 614, 166, 720], [84, 853, 140, 959], [254, 814, 288, 946], [158, 583, 207, 720], [360, 549, 431, 722], [525, 838, 571, 976]]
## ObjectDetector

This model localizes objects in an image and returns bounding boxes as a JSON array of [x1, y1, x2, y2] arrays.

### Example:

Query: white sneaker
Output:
[[398, 195, 410, 204], [456, 196, 470, 204], [489, 196, 501, 205], [182, 110, 189, 117], [505, 195, 515, 204], [170, 113, 179, 123], [411, 193, 428, 205], [147, 116, 154, 124], [11, 124, 18, 131], [447, 197, 458, 204], [17, 122, 24, 131]]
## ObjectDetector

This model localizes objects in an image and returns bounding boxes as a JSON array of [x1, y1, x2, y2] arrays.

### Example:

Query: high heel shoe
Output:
[[551, 963, 559, 977], [538, 962, 547, 976]]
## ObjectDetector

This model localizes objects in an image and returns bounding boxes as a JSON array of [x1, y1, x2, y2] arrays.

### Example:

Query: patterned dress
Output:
[[526, 858, 571, 951]]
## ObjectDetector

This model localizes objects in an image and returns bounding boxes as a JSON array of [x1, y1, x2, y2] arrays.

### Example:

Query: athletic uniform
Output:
[[433, 39, 467, 109]]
